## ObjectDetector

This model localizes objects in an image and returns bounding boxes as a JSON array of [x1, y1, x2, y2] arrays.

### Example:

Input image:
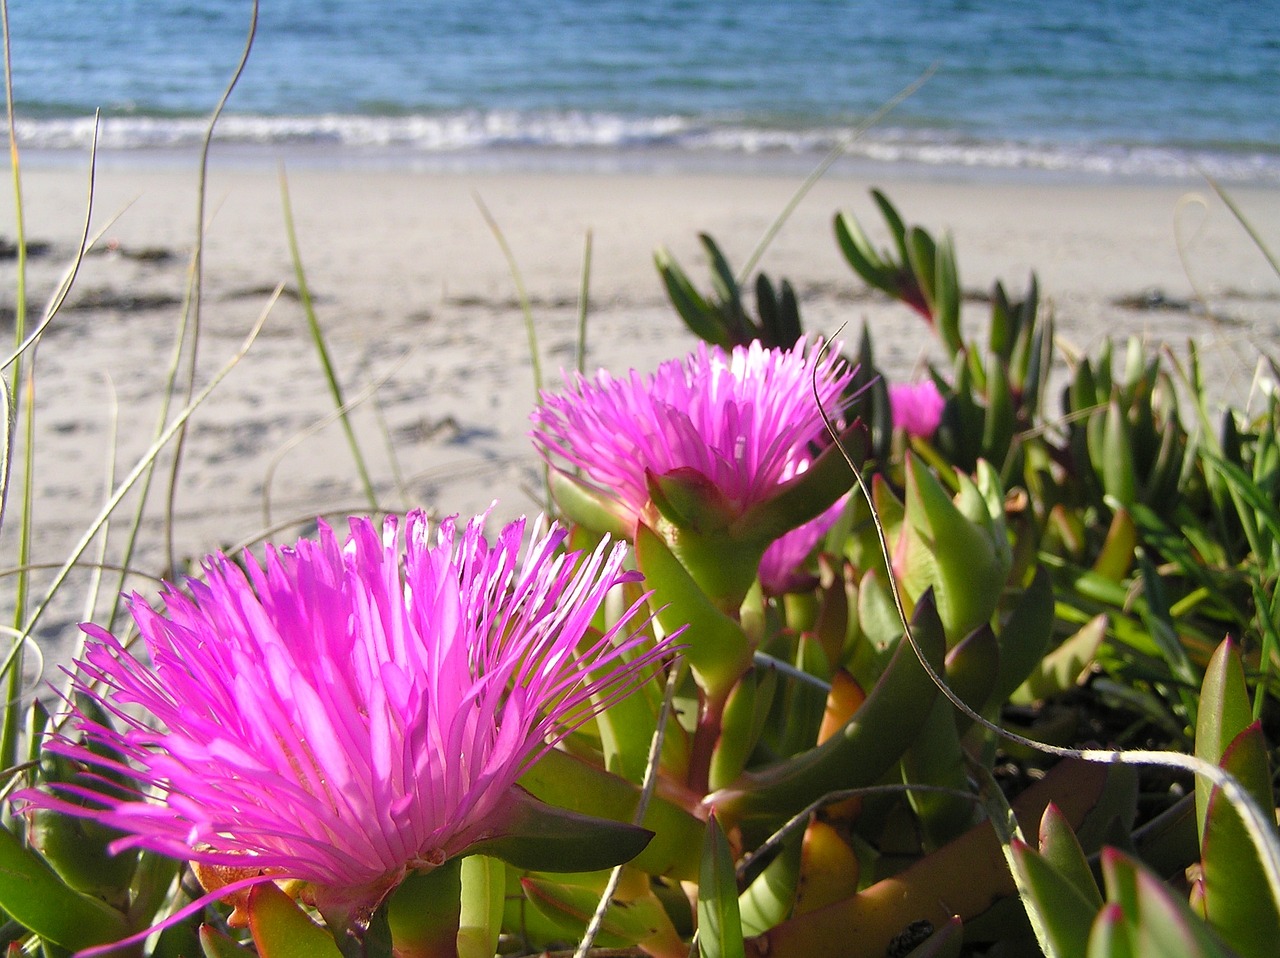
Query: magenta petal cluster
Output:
[[757, 494, 848, 596], [22, 511, 666, 913], [888, 378, 946, 439], [530, 338, 855, 529]]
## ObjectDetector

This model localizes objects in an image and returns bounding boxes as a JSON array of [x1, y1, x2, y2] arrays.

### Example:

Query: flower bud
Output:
[[896, 456, 1011, 642]]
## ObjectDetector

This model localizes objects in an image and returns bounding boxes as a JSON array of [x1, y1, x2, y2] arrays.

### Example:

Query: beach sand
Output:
[[3, 155, 1279, 670]]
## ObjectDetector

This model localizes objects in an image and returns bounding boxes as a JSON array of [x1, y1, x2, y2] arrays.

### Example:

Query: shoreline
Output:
[[2, 160, 1278, 669], [14, 140, 1280, 189]]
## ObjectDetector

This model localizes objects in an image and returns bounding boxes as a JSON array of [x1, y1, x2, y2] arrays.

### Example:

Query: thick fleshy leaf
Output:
[[900, 692, 973, 849], [466, 786, 653, 872], [1091, 508, 1138, 582], [648, 466, 739, 533], [457, 856, 504, 958], [1010, 838, 1100, 958], [655, 246, 733, 347], [522, 868, 684, 955], [382, 862, 463, 958], [1010, 613, 1107, 706], [636, 521, 752, 698], [1039, 803, 1104, 910], [792, 820, 860, 916], [1199, 723, 1280, 958], [519, 747, 703, 881], [710, 670, 764, 792], [247, 881, 344, 958], [900, 456, 1009, 641], [738, 832, 803, 937], [699, 814, 745, 958], [200, 924, 255, 957], [0, 824, 130, 951], [1100, 849, 1237, 958], [741, 759, 1109, 958], [990, 566, 1055, 705], [548, 468, 635, 539], [733, 424, 864, 544], [1195, 638, 1253, 838], [709, 590, 946, 823], [1086, 903, 1134, 958], [944, 623, 999, 718]]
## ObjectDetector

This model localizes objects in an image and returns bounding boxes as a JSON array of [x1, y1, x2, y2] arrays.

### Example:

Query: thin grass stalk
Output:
[[1205, 176, 1280, 279], [23, 291, 279, 682], [161, 0, 259, 576], [82, 375, 121, 624], [108, 3, 258, 631], [735, 64, 937, 285], [474, 190, 551, 512], [576, 229, 593, 374], [0, 378, 10, 532], [1, 0, 30, 772], [371, 393, 411, 512], [278, 165, 378, 511]]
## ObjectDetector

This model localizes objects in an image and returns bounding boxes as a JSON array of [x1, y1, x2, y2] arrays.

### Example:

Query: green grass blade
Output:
[[278, 165, 378, 511]]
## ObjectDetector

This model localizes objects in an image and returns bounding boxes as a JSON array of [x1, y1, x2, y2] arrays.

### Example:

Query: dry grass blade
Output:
[[22, 290, 281, 672]]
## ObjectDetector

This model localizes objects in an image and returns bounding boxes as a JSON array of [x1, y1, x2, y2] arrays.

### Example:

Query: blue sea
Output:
[[5, 0, 1279, 182]]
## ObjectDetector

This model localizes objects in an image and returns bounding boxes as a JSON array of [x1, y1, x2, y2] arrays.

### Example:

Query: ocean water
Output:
[[4, 0, 1279, 182]]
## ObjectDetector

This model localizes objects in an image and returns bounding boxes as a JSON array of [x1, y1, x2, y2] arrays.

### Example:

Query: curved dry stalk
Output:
[[0, 626, 42, 711], [82, 373, 121, 623], [161, 0, 259, 574], [0, 118, 107, 374], [17, 290, 280, 674]]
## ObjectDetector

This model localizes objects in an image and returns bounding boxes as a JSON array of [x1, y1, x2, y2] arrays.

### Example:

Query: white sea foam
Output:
[[11, 112, 1280, 184]]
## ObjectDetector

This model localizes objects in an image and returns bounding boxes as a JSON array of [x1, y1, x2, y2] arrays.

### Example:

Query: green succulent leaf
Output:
[[1039, 803, 1104, 910], [200, 924, 255, 957], [991, 565, 1056, 705], [1009, 612, 1106, 706], [698, 814, 745, 958], [635, 520, 752, 698], [457, 856, 504, 958], [466, 785, 653, 873], [380, 861, 462, 958], [1010, 838, 1099, 958], [1199, 723, 1280, 958], [655, 246, 731, 347], [0, 823, 131, 951], [547, 469, 634, 540], [1099, 848, 1237, 958], [519, 747, 703, 881], [248, 881, 344, 958], [708, 590, 946, 823], [738, 832, 803, 937], [1195, 638, 1254, 837]]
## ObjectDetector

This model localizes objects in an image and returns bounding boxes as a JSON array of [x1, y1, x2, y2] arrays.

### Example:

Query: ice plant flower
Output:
[[757, 494, 849, 596], [20, 511, 671, 928], [531, 338, 860, 609], [888, 378, 946, 439]]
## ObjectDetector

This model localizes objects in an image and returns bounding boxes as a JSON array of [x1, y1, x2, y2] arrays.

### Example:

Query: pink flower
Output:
[[530, 339, 856, 532], [21, 511, 668, 920], [888, 379, 946, 439], [757, 494, 848, 596]]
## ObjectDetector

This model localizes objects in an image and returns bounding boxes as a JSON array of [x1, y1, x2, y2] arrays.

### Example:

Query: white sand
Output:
[[2, 155, 1279, 669]]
